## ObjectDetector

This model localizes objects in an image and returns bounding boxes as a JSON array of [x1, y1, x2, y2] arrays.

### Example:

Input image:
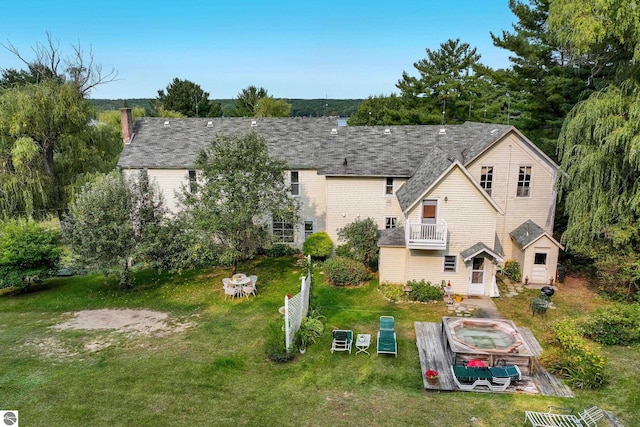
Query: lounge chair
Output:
[[489, 365, 521, 382], [525, 406, 604, 427], [331, 330, 353, 354], [379, 315, 395, 331], [377, 329, 398, 357], [451, 365, 510, 391]]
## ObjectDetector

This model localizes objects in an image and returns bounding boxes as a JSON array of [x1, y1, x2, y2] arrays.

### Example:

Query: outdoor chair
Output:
[[379, 315, 395, 331], [450, 365, 510, 391], [223, 283, 237, 301], [331, 330, 353, 354], [249, 275, 258, 287], [376, 329, 398, 357], [242, 282, 256, 298], [525, 405, 604, 427]]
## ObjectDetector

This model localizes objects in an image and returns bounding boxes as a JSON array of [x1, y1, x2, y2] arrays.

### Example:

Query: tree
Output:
[[491, 0, 596, 158], [1, 32, 118, 96], [0, 219, 62, 292], [155, 78, 222, 117], [396, 39, 492, 124], [551, 0, 640, 299], [63, 171, 166, 289], [231, 85, 268, 117], [255, 96, 291, 117], [178, 131, 299, 274], [336, 218, 379, 270], [0, 81, 102, 218]]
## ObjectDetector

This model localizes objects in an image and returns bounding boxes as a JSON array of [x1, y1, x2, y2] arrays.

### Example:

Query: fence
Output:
[[284, 255, 311, 351]]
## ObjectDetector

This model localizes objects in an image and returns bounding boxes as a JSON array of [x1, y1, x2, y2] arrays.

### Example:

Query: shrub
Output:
[[580, 303, 640, 345], [324, 256, 368, 286], [379, 282, 407, 302], [265, 243, 298, 257], [302, 232, 333, 259], [542, 319, 606, 389], [0, 219, 62, 291], [407, 279, 443, 302], [502, 259, 521, 282]]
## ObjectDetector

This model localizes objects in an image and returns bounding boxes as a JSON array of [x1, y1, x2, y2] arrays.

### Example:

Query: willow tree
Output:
[[551, 0, 640, 298]]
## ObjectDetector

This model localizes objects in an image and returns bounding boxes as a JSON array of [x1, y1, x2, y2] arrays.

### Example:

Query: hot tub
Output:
[[441, 317, 537, 375]]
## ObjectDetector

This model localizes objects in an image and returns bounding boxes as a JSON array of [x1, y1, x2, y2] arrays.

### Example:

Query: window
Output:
[[517, 166, 531, 197], [304, 220, 315, 240], [480, 166, 493, 196], [385, 177, 394, 195], [422, 199, 437, 224], [188, 170, 198, 193], [443, 255, 457, 272], [534, 252, 547, 265], [290, 171, 300, 196], [273, 219, 294, 243], [385, 217, 398, 229]]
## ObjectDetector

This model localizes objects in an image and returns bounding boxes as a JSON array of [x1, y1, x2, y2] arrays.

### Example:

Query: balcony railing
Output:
[[406, 221, 447, 249]]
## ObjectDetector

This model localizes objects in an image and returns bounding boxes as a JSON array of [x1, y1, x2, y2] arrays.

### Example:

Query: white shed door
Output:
[[531, 251, 548, 283]]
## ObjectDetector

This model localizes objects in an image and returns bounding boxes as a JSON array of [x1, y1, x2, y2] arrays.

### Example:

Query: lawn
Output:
[[0, 256, 637, 426]]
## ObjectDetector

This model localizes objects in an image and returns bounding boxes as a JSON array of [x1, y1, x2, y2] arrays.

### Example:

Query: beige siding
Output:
[[290, 169, 327, 247], [379, 247, 407, 283], [122, 168, 189, 214], [466, 133, 557, 258], [325, 176, 406, 244]]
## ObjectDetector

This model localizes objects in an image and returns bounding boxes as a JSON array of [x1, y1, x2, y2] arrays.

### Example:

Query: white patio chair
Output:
[[525, 406, 604, 427], [224, 284, 237, 300], [242, 282, 256, 298]]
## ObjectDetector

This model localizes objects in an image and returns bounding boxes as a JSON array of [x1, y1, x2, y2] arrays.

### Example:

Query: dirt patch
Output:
[[51, 309, 195, 336]]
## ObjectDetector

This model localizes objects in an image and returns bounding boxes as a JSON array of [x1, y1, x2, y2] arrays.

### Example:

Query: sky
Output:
[[0, 1, 516, 100]]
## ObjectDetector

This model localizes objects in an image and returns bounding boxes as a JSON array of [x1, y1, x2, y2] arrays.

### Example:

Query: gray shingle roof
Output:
[[460, 242, 503, 262], [509, 220, 546, 249], [117, 119, 513, 181], [378, 227, 406, 247]]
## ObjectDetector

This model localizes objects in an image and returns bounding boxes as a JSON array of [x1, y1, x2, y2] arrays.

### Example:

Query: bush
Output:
[[302, 232, 333, 259], [265, 243, 298, 258], [580, 303, 640, 345], [266, 320, 296, 363], [542, 319, 606, 389], [407, 279, 443, 302], [324, 256, 368, 286], [379, 282, 407, 302], [0, 219, 62, 291], [502, 259, 522, 282]]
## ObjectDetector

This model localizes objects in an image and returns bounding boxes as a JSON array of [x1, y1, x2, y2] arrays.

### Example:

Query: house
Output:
[[117, 108, 562, 295]]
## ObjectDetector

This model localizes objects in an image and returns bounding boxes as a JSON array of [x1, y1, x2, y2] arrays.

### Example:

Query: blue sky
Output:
[[0, 1, 516, 100]]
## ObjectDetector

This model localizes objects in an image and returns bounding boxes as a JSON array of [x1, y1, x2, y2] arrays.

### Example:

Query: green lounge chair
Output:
[[451, 365, 510, 391], [377, 329, 397, 357], [379, 315, 395, 331]]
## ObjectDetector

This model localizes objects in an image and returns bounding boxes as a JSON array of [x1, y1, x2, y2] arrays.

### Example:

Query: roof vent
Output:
[[207, 121, 213, 127], [337, 118, 347, 127], [439, 128, 446, 135], [384, 128, 391, 135], [164, 120, 170, 127], [251, 120, 257, 127], [490, 128, 498, 134], [331, 128, 338, 135]]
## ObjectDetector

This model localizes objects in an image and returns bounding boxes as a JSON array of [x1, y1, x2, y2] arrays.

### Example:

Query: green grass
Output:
[[1, 257, 637, 426]]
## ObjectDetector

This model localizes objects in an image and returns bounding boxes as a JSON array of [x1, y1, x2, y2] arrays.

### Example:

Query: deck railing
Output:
[[406, 221, 447, 249]]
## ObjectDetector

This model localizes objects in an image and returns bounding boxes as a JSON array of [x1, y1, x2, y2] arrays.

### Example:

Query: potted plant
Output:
[[425, 369, 439, 384], [296, 317, 324, 353]]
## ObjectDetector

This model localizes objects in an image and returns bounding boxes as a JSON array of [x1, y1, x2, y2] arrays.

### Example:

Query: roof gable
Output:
[[510, 220, 564, 250]]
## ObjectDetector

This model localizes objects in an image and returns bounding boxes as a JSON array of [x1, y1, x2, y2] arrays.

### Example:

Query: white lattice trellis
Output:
[[284, 255, 311, 351]]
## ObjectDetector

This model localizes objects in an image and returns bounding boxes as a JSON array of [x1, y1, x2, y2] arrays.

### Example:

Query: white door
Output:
[[531, 250, 548, 283], [468, 257, 486, 295]]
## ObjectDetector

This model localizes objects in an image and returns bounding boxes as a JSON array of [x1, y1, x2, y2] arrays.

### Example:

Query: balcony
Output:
[[406, 221, 447, 250]]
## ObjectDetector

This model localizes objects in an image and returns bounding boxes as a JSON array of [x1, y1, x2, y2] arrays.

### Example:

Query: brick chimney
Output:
[[119, 107, 134, 144]]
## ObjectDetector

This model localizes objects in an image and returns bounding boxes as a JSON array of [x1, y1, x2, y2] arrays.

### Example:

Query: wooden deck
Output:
[[415, 321, 574, 397]]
